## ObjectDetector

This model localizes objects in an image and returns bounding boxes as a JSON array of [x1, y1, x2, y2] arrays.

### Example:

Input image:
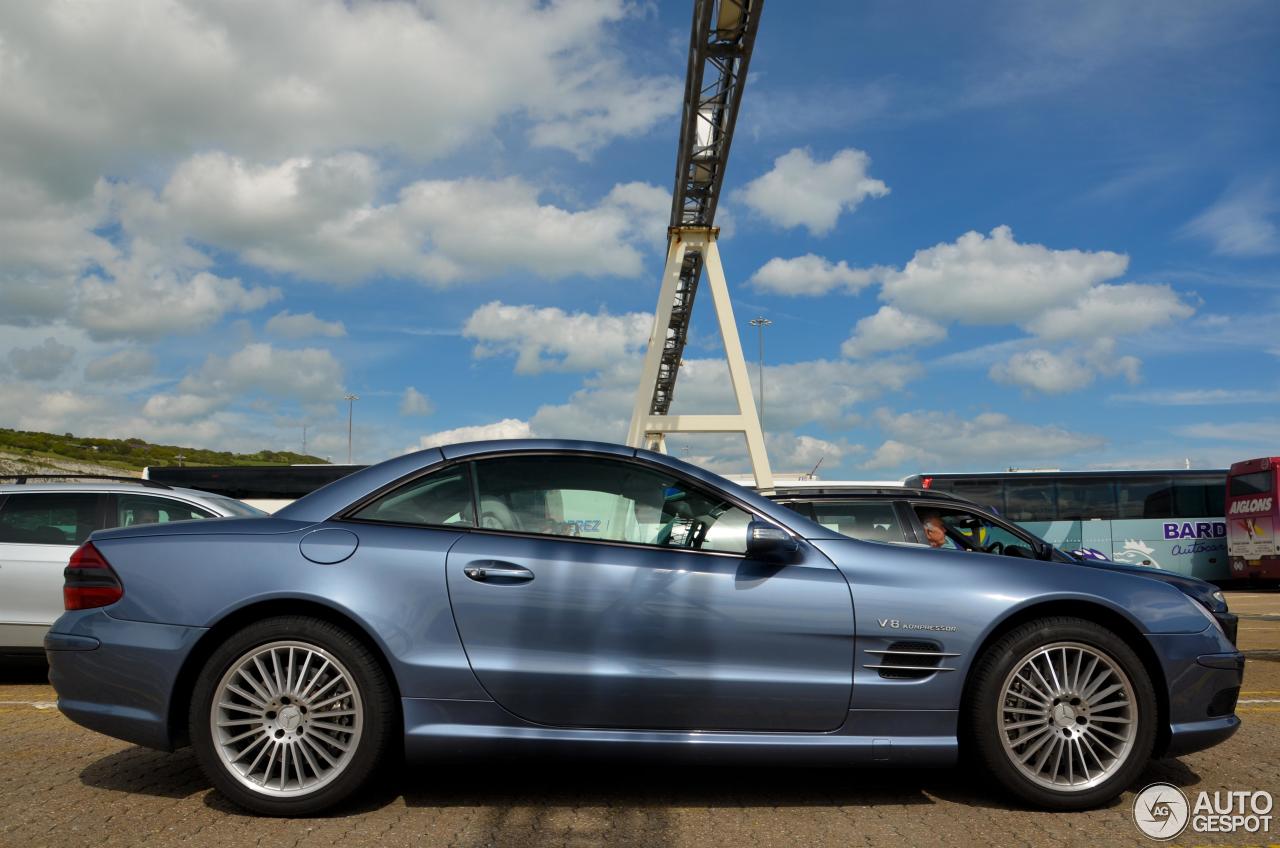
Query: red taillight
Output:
[[921, 476, 933, 489], [64, 542, 124, 610]]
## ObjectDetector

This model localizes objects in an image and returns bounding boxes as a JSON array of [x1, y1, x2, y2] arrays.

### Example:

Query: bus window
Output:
[[948, 479, 1004, 513], [1204, 479, 1226, 516], [1116, 479, 1172, 517], [1116, 476, 1172, 519], [1172, 481, 1206, 518], [1004, 480, 1055, 521], [1056, 480, 1117, 520], [1230, 470, 1272, 497]]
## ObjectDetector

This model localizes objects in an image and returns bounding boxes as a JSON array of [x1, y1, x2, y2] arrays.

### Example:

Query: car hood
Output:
[[1068, 556, 1225, 611]]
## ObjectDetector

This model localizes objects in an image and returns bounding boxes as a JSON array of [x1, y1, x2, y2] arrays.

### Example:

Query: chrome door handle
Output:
[[463, 562, 534, 583]]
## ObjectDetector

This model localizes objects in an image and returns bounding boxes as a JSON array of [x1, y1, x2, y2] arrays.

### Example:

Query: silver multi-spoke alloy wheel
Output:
[[997, 641, 1136, 792], [211, 640, 364, 797]]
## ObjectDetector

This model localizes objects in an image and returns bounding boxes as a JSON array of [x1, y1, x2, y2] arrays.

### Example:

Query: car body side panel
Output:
[[808, 537, 1221, 715], [0, 542, 75, 641], [91, 521, 486, 702], [401, 697, 957, 766], [444, 532, 854, 732]]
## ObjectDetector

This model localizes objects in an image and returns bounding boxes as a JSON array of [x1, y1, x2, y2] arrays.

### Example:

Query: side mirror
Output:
[[747, 520, 800, 560]]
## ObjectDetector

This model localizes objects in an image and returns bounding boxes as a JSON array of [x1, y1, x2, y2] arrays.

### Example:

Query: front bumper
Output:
[[45, 609, 205, 751], [1148, 627, 1245, 758]]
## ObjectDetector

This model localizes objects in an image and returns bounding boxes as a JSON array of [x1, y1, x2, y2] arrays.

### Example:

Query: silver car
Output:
[[0, 475, 264, 654]]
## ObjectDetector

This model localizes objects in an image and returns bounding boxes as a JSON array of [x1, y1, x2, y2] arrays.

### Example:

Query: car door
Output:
[[443, 453, 855, 732], [0, 492, 108, 647]]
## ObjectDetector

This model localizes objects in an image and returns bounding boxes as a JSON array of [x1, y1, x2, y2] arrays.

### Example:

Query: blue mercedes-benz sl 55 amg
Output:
[[46, 440, 1244, 816]]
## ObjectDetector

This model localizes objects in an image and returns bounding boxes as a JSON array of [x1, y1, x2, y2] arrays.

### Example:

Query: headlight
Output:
[[1211, 589, 1226, 608], [1189, 595, 1226, 636]]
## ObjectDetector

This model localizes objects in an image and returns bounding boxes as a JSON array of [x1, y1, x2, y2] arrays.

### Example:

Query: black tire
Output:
[[966, 616, 1158, 810], [189, 615, 396, 816]]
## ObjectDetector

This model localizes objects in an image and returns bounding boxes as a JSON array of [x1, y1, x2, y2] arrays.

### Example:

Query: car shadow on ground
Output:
[[0, 658, 49, 684], [78, 744, 1204, 822]]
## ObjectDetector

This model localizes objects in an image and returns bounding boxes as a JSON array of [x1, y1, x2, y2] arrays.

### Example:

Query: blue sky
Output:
[[0, 1, 1277, 477]]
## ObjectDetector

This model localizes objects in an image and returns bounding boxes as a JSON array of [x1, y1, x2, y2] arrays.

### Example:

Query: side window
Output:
[[810, 501, 904, 542], [0, 493, 104, 545], [1056, 480, 1117, 520], [1004, 480, 1056, 521], [472, 455, 752, 554], [914, 505, 1038, 559], [948, 480, 1005, 514], [1116, 476, 1173, 519], [116, 494, 215, 528], [351, 466, 475, 527]]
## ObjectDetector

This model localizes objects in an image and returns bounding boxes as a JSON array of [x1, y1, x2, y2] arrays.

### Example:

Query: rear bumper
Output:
[[45, 609, 204, 751]]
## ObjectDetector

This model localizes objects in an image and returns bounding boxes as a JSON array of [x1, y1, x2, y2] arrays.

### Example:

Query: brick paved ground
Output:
[[2, 591, 1277, 848]]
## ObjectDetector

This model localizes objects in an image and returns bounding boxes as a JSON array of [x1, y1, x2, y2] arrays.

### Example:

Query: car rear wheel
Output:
[[189, 616, 395, 816], [967, 616, 1157, 810]]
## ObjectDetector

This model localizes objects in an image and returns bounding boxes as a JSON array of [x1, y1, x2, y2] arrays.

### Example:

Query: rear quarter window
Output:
[[0, 492, 104, 545]]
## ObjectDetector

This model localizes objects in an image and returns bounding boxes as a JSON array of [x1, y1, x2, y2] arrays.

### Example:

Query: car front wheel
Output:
[[189, 615, 395, 816], [968, 616, 1158, 810]]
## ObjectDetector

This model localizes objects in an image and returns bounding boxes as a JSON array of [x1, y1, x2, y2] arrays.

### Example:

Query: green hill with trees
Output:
[[0, 427, 328, 474]]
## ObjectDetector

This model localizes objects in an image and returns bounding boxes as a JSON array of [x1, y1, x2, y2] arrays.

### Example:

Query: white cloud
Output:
[[1025, 283, 1195, 341], [84, 348, 156, 382], [399, 387, 433, 417], [1175, 421, 1279, 443], [141, 393, 223, 421], [0, 1, 675, 196], [74, 265, 279, 342], [736, 148, 889, 236], [145, 153, 667, 286], [878, 226, 1129, 324], [863, 408, 1105, 471], [0, 383, 110, 434], [411, 418, 532, 450], [7, 337, 75, 380], [749, 254, 889, 296], [989, 340, 1140, 395], [989, 349, 1095, 394], [0, 176, 115, 326], [266, 310, 347, 339], [1110, 388, 1280, 406], [841, 306, 947, 358], [464, 301, 653, 374], [1182, 181, 1279, 257], [862, 439, 932, 472], [179, 342, 344, 405]]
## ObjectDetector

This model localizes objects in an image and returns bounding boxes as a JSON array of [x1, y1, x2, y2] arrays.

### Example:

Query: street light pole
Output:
[[748, 317, 772, 433], [344, 394, 359, 464]]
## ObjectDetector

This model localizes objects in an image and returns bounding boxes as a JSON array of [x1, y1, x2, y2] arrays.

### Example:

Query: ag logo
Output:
[[1134, 783, 1189, 840]]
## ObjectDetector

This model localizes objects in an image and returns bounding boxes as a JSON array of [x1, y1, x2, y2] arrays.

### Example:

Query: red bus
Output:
[[1226, 457, 1280, 581]]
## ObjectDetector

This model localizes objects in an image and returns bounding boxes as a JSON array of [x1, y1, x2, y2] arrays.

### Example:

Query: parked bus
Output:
[[1226, 457, 1280, 581], [901, 469, 1230, 582], [143, 464, 365, 513]]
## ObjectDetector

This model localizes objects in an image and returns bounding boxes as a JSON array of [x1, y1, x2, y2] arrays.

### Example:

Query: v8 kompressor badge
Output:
[[877, 618, 958, 632]]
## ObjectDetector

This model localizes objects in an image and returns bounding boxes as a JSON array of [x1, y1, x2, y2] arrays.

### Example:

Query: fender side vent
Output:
[[865, 641, 959, 680]]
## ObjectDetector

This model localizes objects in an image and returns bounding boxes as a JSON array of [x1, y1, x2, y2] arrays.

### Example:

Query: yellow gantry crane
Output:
[[625, 0, 772, 488]]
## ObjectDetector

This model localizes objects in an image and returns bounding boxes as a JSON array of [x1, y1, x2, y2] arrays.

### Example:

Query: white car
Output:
[[0, 475, 265, 654]]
